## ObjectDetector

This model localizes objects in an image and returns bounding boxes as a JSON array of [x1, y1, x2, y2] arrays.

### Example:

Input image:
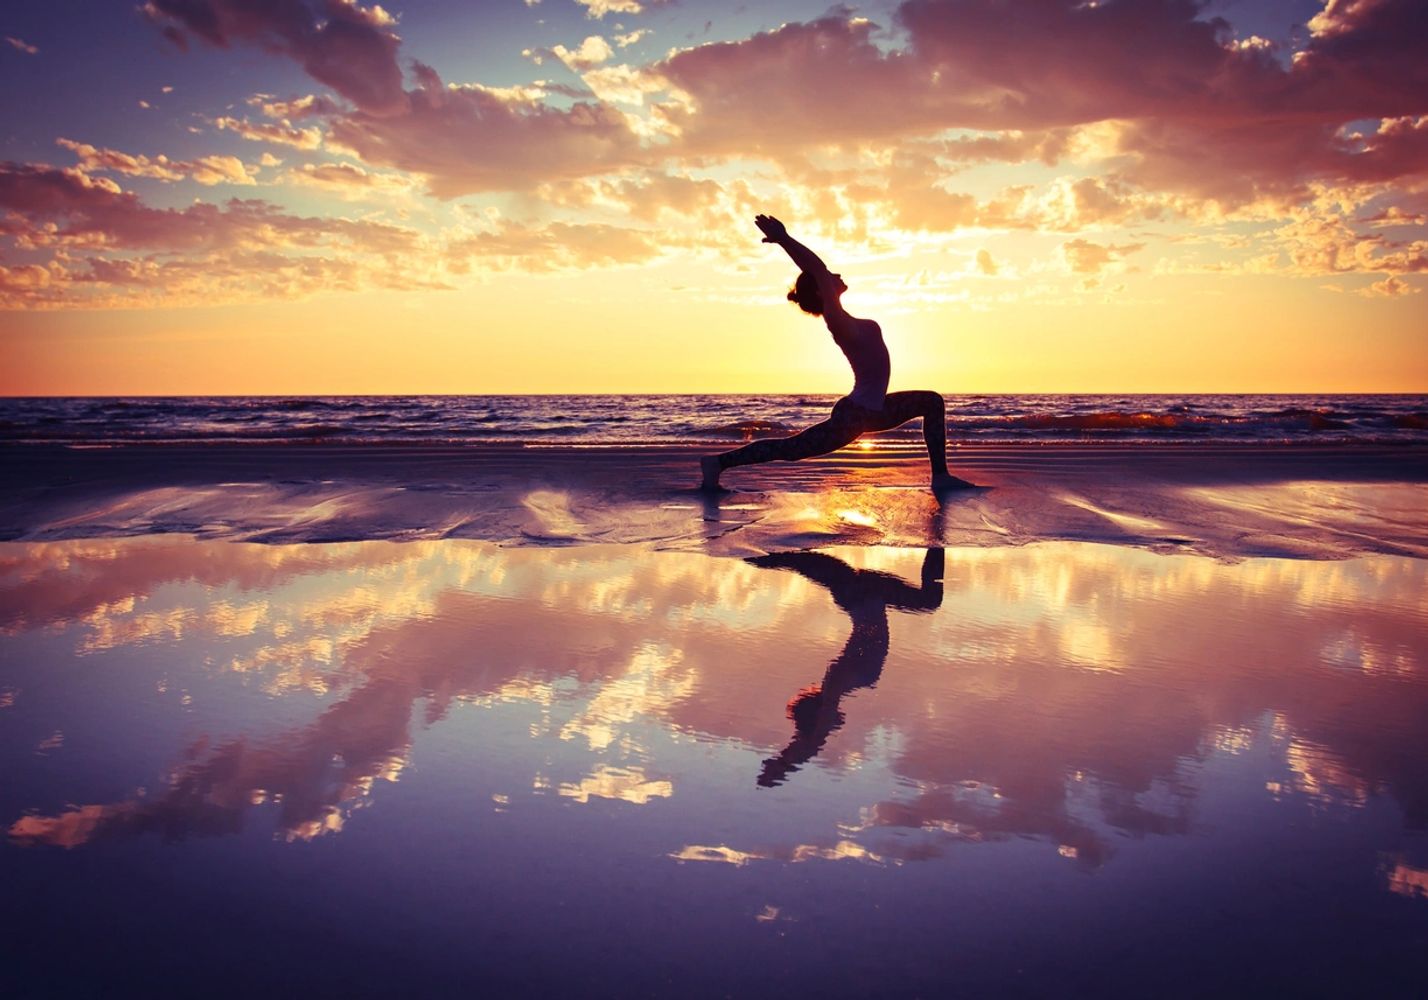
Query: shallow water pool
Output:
[[2, 538, 1426, 996]]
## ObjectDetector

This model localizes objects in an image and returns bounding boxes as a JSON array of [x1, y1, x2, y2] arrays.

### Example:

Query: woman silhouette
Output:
[[701, 215, 974, 491]]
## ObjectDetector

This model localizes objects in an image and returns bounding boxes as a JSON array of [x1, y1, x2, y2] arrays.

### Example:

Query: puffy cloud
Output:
[[57, 138, 257, 187], [548, 35, 615, 72], [601, 171, 728, 222], [251, 93, 342, 120], [32, 0, 1416, 306], [284, 161, 417, 197], [650, 1, 1427, 207], [5, 35, 38, 55], [575, 0, 655, 17], [1061, 238, 1144, 275], [1363, 205, 1427, 227], [215, 115, 324, 150], [1297, 0, 1428, 111], [1359, 275, 1419, 296], [327, 64, 646, 197], [0, 160, 437, 307], [0, 163, 415, 253], [975, 249, 998, 276], [580, 64, 669, 108], [655, 15, 921, 157], [2, 247, 449, 311], [142, 0, 406, 114], [1271, 214, 1428, 275], [132, 0, 1426, 212]]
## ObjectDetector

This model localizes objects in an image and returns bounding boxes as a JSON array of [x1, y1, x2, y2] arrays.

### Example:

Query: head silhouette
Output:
[[787, 271, 845, 315]]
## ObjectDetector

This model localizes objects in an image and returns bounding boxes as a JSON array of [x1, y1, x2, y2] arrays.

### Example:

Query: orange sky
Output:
[[2, 0, 1425, 394]]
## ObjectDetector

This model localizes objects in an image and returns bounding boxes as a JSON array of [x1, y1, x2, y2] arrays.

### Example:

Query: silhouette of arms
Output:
[[754, 214, 847, 317], [748, 550, 859, 591], [755, 214, 828, 274], [747, 548, 945, 613]]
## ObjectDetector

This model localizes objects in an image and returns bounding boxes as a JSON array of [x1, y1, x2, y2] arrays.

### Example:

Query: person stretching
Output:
[[701, 215, 974, 492]]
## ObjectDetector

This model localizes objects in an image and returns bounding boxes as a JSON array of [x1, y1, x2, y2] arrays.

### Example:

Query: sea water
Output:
[[2, 393, 1425, 446]]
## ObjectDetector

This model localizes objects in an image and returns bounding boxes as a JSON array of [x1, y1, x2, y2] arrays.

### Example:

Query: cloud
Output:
[[0, 161, 434, 307], [134, 0, 1426, 212], [1360, 275, 1419, 296], [579, 64, 668, 108], [5, 35, 38, 55], [648, 1, 1427, 208], [545, 35, 614, 72], [575, 0, 655, 18], [1061, 238, 1145, 275], [1270, 214, 1428, 276], [251, 93, 342, 120], [57, 138, 257, 187], [36, 0, 1418, 305], [142, 0, 406, 114], [2, 247, 448, 311], [655, 15, 920, 157], [284, 161, 417, 198], [215, 115, 324, 150], [327, 63, 646, 197], [975, 249, 998, 276], [0, 163, 418, 253]]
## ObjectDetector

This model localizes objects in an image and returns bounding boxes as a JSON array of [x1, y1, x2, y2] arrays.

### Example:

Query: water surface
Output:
[[3, 393, 1425, 446], [3, 538, 1426, 996]]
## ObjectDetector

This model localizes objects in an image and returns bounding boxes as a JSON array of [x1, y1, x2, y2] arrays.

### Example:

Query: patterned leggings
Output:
[[717, 391, 949, 475]]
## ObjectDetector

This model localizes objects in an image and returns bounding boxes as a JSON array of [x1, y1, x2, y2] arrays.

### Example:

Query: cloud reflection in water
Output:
[[2, 537, 1424, 875]]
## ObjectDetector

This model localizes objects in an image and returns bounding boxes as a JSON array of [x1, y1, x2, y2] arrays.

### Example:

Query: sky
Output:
[[0, 0, 1425, 395]]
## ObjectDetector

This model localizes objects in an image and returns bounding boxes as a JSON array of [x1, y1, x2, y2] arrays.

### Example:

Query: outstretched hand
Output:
[[754, 214, 787, 244]]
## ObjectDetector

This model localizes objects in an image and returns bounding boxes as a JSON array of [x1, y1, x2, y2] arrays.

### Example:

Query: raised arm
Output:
[[755, 214, 847, 318], [755, 214, 830, 276]]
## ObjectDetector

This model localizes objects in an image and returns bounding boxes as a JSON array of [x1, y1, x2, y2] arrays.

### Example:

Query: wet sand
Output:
[[2, 536, 1426, 996], [3, 442, 1426, 559], [3, 444, 1427, 995]]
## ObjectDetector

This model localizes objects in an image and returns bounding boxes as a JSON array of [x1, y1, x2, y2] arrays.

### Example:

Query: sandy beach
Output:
[[5, 441, 1426, 559], [2, 438, 1426, 993]]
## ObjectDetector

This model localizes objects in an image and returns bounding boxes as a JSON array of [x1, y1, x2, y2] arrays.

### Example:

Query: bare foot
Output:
[[932, 472, 978, 492], [699, 455, 723, 491]]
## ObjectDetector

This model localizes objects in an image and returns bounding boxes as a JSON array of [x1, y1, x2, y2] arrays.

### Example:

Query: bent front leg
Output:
[[875, 390, 949, 476]]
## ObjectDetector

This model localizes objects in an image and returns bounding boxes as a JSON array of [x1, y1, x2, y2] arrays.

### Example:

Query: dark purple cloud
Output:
[[653, 0, 1428, 205], [143, 0, 406, 114]]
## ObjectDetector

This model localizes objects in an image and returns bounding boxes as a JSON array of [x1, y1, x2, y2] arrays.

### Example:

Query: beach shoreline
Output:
[[4, 441, 1426, 560]]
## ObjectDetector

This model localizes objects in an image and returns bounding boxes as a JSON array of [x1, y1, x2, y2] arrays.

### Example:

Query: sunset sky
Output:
[[1, 0, 1425, 395]]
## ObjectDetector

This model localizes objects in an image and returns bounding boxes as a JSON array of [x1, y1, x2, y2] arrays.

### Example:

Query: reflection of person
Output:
[[750, 547, 945, 787], [701, 215, 975, 493]]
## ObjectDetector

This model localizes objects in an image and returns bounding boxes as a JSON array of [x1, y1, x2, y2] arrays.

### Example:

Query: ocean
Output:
[[2, 394, 1425, 447]]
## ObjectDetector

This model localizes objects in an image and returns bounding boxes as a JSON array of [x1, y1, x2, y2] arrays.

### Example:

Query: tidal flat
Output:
[[3, 536, 1426, 996]]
